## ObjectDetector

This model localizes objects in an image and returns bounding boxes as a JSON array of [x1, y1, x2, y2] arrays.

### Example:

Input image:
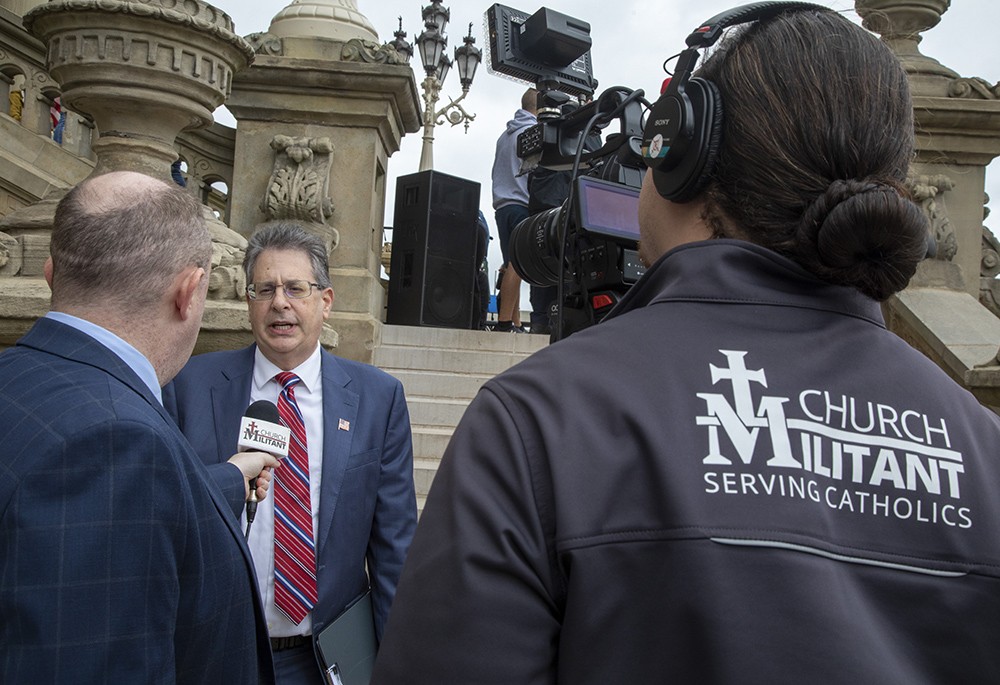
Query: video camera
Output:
[[485, 4, 649, 341]]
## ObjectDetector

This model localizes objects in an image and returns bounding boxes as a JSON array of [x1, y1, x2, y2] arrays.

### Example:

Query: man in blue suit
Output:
[[0, 171, 277, 683], [164, 223, 417, 684]]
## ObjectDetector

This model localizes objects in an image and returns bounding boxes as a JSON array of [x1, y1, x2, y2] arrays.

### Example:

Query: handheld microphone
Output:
[[238, 400, 290, 540]]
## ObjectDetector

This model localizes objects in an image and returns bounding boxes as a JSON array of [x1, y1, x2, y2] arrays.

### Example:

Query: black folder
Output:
[[316, 590, 376, 685]]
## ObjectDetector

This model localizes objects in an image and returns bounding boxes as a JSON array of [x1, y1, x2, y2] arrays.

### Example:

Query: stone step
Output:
[[374, 324, 549, 517], [376, 345, 536, 377], [413, 456, 440, 498], [406, 396, 471, 430], [389, 368, 490, 402], [411, 426, 452, 462], [380, 323, 549, 355]]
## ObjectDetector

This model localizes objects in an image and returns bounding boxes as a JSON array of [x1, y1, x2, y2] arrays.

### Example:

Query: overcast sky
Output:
[[211, 0, 1000, 293]]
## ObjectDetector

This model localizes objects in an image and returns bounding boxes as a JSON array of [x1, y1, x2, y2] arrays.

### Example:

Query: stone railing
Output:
[[0, 6, 95, 168], [176, 122, 237, 225], [1, 0, 252, 307]]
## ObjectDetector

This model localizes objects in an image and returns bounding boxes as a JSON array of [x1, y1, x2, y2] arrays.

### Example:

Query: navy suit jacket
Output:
[[162, 345, 417, 646], [0, 318, 275, 684]]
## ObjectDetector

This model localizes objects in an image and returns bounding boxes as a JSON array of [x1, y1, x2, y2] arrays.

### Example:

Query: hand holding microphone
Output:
[[232, 400, 290, 540], [228, 450, 280, 501]]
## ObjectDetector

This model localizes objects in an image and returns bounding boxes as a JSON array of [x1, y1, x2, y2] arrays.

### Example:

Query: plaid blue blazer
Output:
[[0, 318, 275, 684]]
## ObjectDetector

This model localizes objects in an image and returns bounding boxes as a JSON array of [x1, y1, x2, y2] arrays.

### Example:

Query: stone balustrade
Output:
[[0, 6, 95, 219], [175, 123, 237, 225]]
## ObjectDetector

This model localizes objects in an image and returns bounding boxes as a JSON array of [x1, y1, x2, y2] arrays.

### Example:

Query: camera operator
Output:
[[491, 89, 537, 332], [525, 96, 602, 335], [372, 4, 1000, 683]]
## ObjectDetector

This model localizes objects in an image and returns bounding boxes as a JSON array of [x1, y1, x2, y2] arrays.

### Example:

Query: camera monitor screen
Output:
[[485, 4, 595, 97], [575, 176, 641, 243]]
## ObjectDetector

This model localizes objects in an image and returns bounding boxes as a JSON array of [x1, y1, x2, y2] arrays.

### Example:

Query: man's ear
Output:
[[174, 266, 206, 321], [43, 257, 54, 290], [321, 287, 334, 320]]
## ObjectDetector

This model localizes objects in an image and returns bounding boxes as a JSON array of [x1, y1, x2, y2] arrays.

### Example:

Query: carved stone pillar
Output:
[[857, 0, 1000, 297], [0, 0, 257, 351], [226, 4, 420, 364], [860, 0, 1000, 412], [23, 0, 254, 181]]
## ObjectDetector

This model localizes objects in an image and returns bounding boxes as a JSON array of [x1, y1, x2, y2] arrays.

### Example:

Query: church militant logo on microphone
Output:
[[238, 414, 291, 458], [697, 350, 972, 529], [244, 421, 288, 450]]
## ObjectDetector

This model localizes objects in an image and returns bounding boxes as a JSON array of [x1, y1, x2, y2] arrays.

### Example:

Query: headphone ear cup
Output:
[[651, 77, 724, 203], [686, 79, 724, 202]]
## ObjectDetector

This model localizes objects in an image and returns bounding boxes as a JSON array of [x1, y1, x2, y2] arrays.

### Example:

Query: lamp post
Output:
[[390, 17, 414, 63], [413, 1, 481, 172]]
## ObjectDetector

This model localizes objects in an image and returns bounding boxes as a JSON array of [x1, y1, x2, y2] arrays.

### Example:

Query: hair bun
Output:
[[793, 178, 930, 301]]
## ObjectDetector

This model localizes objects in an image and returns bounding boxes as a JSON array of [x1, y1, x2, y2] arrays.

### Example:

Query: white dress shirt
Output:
[[243, 344, 325, 637]]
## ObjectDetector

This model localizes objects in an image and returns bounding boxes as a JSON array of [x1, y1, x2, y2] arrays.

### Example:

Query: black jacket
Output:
[[373, 240, 1000, 684]]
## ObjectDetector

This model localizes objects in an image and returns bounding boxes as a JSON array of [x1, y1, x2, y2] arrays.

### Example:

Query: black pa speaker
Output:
[[387, 170, 481, 329]]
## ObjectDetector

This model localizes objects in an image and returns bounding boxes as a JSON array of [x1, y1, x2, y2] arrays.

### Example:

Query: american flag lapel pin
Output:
[[339, 418, 350, 431]]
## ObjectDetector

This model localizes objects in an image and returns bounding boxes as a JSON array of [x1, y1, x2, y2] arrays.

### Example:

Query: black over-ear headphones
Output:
[[641, 1, 828, 203]]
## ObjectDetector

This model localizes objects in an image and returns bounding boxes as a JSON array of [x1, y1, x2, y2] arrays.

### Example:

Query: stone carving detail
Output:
[[0, 232, 21, 278], [29, 66, 57, 93], [974, 202, 1000, 369], [981, 211, 1000, 318], [381, 241, 392, 277], [23, 0, 255, 179], [245, 32, 283, 56], [0, 233, 11, 269], [187, 154, 216, 179], [179, 152, 231, 193], [908, 173, 958, 261], [24, 0, 250, 55], [206, 220, 247, 301], [46, 31, 235, 97], [949, 77, 1000, 100], [262, 135, 336, 227], [341, 39, 407, 65]]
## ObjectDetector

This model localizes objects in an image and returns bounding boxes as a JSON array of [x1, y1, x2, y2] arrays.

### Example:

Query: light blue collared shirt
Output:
[[45, 311, 163, 404]]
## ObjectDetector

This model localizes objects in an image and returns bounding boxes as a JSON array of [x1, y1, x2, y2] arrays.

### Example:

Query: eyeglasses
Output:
[[246, 280, 322, 301]]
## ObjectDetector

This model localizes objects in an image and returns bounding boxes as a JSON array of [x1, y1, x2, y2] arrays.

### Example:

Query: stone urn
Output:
[[855, 0, 957, 93], [22, 0, 255, 180]]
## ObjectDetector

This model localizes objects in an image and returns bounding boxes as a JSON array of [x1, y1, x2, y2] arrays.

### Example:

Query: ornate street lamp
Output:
[[435, 53, 452, 86], [390, 17, 413, 63], [422, 0, 450, 34], [454, 24, 482, 89], [414, 5, 480, 171], [417, 20, 446, 76]]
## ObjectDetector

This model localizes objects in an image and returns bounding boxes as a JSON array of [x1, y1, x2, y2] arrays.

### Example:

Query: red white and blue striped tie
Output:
[[273, 372, 318, 624]]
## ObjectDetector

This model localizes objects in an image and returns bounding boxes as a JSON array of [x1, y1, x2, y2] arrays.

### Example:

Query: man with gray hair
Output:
[[0, 171, 277, 683], [165, 222, 417, 684]]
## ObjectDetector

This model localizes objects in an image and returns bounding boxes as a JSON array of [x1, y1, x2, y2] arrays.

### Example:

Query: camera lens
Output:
[[509, 203, 568, 287]]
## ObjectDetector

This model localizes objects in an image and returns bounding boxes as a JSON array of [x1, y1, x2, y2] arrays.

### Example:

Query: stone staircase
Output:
[[374, 324, 549, 511]]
